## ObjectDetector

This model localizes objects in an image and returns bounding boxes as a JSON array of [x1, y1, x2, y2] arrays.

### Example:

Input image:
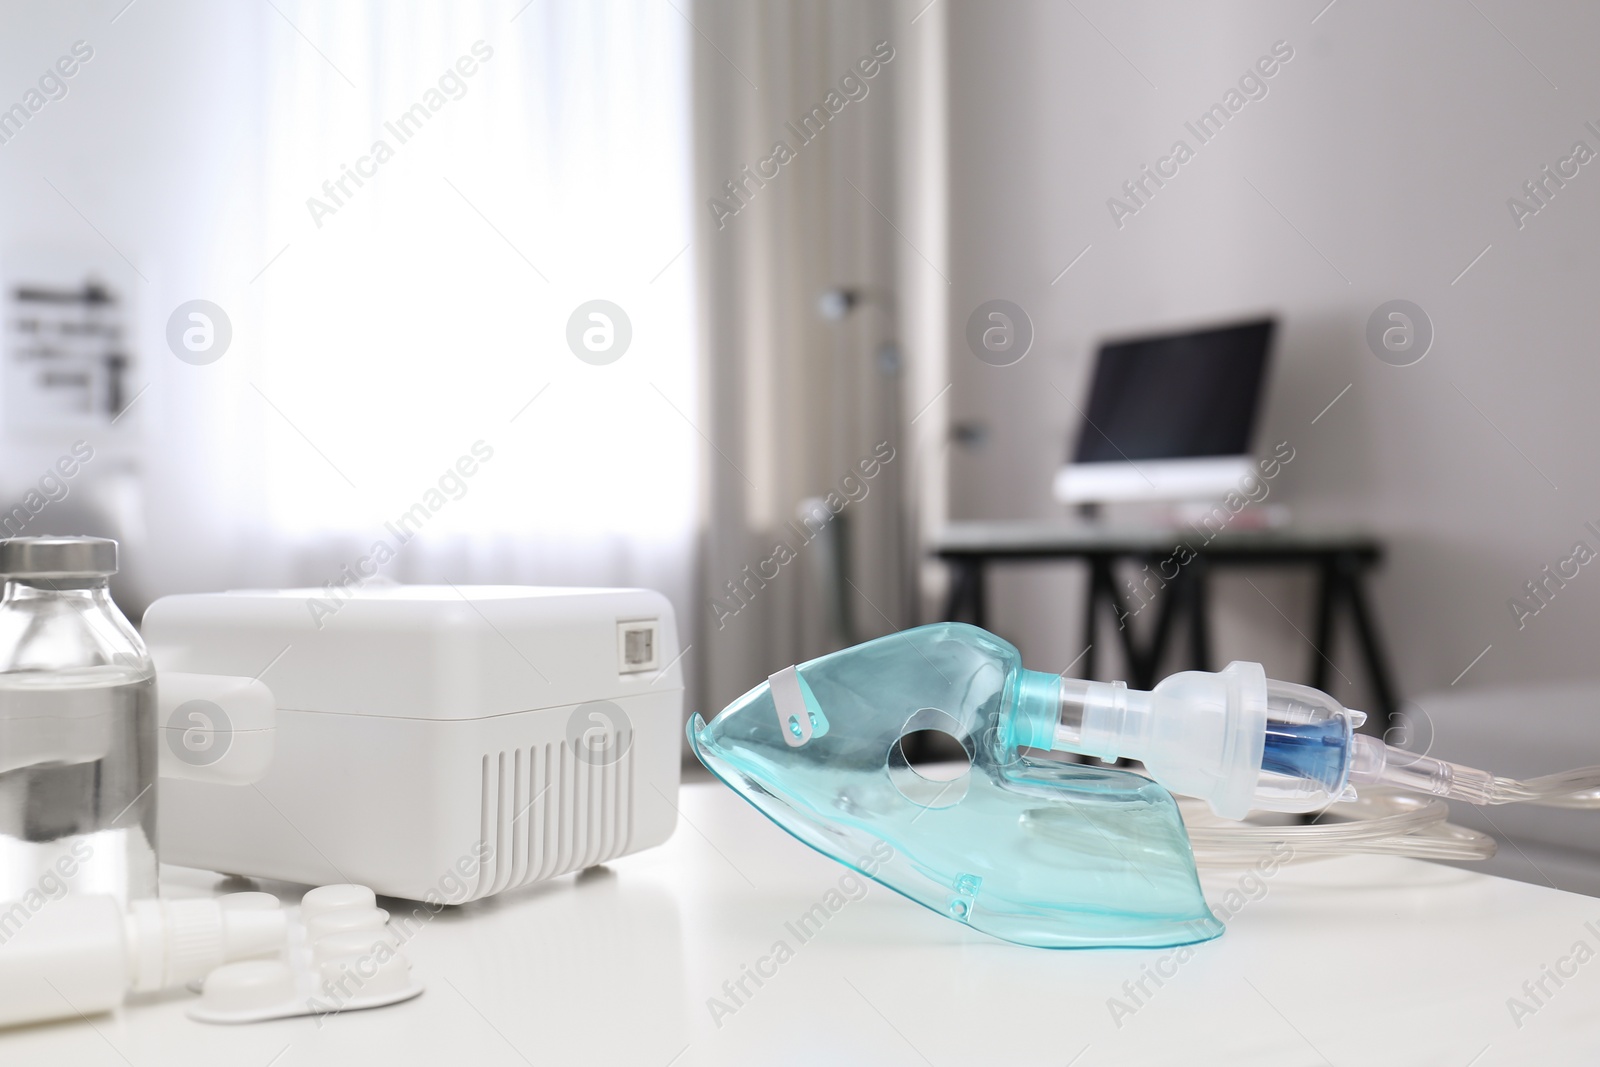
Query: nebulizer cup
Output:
[[1011, 668, 1385, 817]]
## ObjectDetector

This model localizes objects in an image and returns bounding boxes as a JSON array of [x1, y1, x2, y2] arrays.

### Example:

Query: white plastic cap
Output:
[[126, 899, 288, 993], [306, 907, 389, 942], [200, 960, 297, 1014], [300, 884, 377, 923], [313, 929, 400, 968], [218, 891, 282, 912]]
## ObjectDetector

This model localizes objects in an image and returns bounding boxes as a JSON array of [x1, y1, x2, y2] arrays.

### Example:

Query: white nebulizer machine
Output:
[[144, 585, 684, 902], [0, 543, 688, 1030]]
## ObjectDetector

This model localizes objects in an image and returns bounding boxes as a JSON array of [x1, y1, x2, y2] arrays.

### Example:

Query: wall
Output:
[[941, 0, 1600, 711], [0, 1, 263, 612]]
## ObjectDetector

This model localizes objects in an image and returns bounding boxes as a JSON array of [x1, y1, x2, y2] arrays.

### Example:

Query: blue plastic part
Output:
[[1010, 668, 1063, 751], [688, 622, 1223, 950], [1261, 718, 1350, 795]]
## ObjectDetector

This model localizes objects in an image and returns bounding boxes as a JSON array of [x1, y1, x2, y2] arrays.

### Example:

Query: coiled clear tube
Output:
[[1027, 662, 1600, 863], [1179, 756, 1600, 868], [1176, 790, 1497, 867]]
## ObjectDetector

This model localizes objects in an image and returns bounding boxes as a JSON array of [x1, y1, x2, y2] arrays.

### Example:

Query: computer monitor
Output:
[[1053, 317, 1275, 504]]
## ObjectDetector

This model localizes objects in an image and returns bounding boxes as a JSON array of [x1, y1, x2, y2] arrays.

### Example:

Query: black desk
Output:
[[932, 521, 1399, 729]]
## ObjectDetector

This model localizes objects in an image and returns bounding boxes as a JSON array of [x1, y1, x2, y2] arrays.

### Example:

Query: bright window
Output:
[[249, 2, 697, 579]]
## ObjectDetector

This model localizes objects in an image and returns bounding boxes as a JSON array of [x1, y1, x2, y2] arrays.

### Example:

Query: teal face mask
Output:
[[688, 622, 1222, 949]]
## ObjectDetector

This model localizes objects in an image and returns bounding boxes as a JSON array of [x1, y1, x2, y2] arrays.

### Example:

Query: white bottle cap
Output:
[[217, 892, 282, 912], [126, 899, 288, 993], [305, 907, 389, 942], [201, 960, 297, 1014], [300, 884, 377, 924], [313, 929, 400, 968]]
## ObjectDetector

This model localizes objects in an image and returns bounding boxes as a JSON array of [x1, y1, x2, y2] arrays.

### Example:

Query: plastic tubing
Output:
[[1485, 767, 1600, 808], [1180, 754, 1600, 868], [1177, 790, 1497, 867], [1354, 737, 1600, 810]]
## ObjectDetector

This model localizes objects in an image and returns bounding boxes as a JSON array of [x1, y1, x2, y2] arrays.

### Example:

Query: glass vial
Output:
[[0, 537, 157, 906]]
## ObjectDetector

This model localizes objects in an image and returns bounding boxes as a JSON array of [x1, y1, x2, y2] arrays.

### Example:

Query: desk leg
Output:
[[1340, 554, 1400, 733], [1097, 558, 1155, 688], [1082, 557, 1102, 681], [942, 559, 988, 628], [1188, 558, 1212, 673], [940, 561, 966, 622], [1147, 562, 1184, 682], [969, 561, 988, 630], [1309, 559, 1339, 693]]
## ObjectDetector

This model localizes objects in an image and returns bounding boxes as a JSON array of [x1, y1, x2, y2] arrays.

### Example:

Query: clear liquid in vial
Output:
[[0, 672, 157, 907]]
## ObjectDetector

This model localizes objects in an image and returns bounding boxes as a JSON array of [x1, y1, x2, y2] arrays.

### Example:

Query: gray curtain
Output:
[[689, 0, 940, 714]]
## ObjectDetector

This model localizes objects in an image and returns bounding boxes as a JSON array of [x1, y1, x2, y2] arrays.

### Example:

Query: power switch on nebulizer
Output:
[[617, 618, 661, 673]]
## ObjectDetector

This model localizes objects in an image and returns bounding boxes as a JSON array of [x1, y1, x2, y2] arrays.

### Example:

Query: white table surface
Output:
[[4, 781, 1600, 1066]]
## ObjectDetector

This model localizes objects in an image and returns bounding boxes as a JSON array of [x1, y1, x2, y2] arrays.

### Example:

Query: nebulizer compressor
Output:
[[690, 622, 1600, 949], [0, 535, 690, 1028]]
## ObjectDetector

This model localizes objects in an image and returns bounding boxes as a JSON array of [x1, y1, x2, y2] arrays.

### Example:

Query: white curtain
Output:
[[150, 2, 699, 686]]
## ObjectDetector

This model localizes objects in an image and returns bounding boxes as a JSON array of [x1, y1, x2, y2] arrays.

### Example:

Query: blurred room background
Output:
[[3, 0, 1599, 886]]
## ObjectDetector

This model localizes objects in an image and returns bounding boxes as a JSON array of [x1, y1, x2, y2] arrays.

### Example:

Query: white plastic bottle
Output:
[[0, 895, 286, 1028]]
